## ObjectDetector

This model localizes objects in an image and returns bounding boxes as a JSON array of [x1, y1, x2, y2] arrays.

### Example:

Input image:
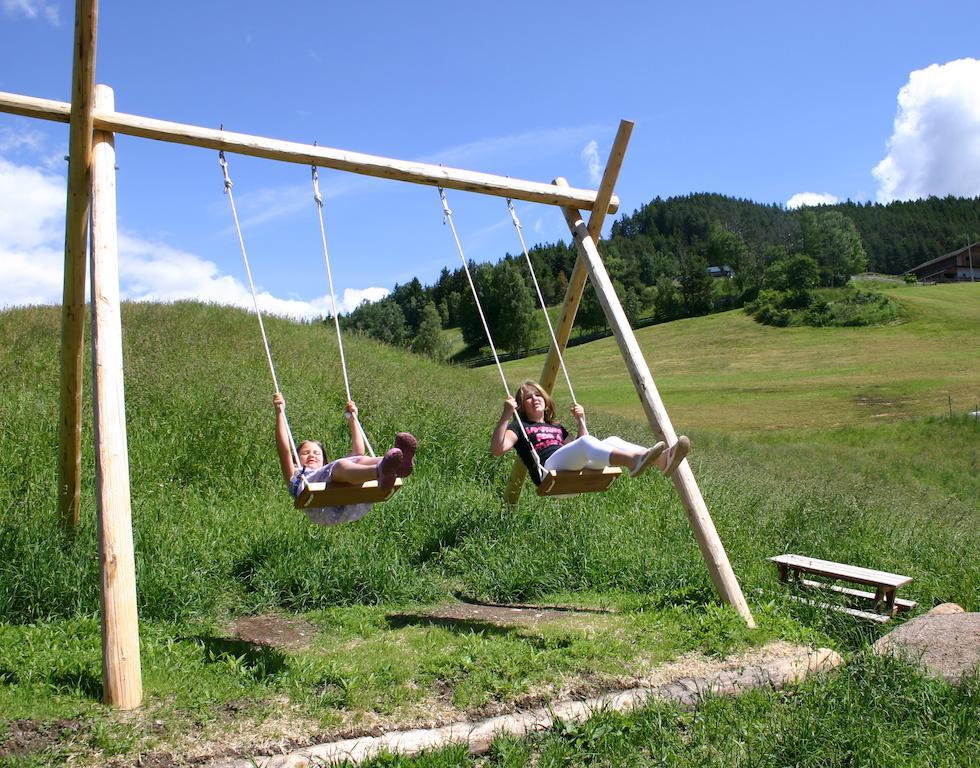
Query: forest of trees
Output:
[[341, 193, 980, 359]]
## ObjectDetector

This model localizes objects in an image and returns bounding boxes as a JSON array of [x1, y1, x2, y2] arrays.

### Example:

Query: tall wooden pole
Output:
[[91, 84, 142, 709], [58, 0, 98, 531], [559, 205, 756, 628]]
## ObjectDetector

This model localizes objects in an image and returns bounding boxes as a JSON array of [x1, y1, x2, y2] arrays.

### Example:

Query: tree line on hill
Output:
[[340, 193, 980, 359]]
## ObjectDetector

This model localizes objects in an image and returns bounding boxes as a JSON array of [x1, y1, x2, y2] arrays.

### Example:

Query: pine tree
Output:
[[489, 261, 536, 354], [411, 302, 451, 361]]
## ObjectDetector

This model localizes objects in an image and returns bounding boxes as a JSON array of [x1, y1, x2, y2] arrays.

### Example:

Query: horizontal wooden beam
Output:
[[0, 90, 619, 212]]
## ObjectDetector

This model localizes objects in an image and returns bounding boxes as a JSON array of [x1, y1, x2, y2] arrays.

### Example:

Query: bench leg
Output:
[[872, 586, 885, 612], [872, 586, 898, 616], [883, 588, 898, 616], [777, 563, 789, 582]]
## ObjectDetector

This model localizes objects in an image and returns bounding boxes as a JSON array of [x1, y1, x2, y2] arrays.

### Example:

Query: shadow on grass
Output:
[[646, 585, 719, 610], [48, 669, 102, 700], [191, 636, 289, 681], [385, 613, 576, 651]]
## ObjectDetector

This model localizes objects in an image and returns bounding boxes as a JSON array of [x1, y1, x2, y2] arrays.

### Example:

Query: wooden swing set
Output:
[[0, 0, 755, 711]]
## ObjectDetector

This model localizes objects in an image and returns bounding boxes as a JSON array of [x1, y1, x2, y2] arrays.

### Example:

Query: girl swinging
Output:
[[491, 380, 690, 487], [274, 392, 417, 525]]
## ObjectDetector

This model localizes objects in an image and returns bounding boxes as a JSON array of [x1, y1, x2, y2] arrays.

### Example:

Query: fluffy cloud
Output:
[[873, 58, 980, 202], [786, 192, 839, 210], [0, 154, 387, 319], [581, 140, 601, 186], [1, 0, 59, 24], [118, 234, 386, 318], [0, 156, 65, 307]]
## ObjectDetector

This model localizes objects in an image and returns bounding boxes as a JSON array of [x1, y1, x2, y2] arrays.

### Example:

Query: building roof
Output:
[[907, 241, 979, 274]]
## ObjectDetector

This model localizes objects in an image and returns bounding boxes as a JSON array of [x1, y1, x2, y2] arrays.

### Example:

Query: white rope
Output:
[[506, 199, 586, 435], [438, 188, 544, 477], [219, 151, 301, 468], [311, 166, 376, 457]]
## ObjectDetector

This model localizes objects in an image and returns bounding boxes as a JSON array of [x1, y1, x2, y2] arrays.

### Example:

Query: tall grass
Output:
[[1, 301, 977, 631]]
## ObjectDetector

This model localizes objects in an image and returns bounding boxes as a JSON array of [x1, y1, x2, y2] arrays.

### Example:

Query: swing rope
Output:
[[438, 188, 544, 478], [219, 151, 301, 468], [506, 199, 587, 436], [311, 165, 376, 458]]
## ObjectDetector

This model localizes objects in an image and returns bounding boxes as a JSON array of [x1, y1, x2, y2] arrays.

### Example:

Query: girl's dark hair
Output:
[[515, 380, 558, 424], [297, 439, 329, 463]]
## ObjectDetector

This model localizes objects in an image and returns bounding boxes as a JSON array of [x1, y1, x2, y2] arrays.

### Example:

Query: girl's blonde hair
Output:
[[515, 380, 558, 424]]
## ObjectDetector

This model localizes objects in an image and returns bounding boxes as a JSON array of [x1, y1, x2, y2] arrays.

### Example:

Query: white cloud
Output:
[[116, 234, 385, 319], [581, 140, 601, 186], [0, 155, 387, 318], [1, 0, 59, 24], [340, 286, 389, 311], [873, 58, 980, 202], [0, 156, 64, 249], [424, 124, 608, 173], [786, 192, 839, 210], [0, 126, 44, 153]]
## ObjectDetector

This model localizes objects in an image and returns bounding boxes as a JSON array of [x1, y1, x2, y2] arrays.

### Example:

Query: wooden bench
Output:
[[770, 554, 917, 620]]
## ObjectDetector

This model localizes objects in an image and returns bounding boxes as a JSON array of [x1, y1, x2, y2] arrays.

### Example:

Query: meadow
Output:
[[0, 283, 977, 766]]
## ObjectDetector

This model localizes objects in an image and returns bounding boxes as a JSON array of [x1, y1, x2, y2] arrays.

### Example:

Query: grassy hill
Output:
[[500, 282, 980, 433], [0, 292, 977, 765]]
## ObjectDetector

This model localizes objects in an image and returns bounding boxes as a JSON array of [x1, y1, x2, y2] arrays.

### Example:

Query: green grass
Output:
[[0, 289, 978, 766], [354, 655, 979, 767], [500, 283, 980, 433]]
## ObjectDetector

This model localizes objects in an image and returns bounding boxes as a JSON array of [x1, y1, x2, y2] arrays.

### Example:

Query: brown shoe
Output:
[[394, 432, 417, 477], [377, 448, 403, 490]]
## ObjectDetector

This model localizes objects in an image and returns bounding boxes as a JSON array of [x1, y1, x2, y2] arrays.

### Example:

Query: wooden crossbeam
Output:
[[0, 90, 619, 213]]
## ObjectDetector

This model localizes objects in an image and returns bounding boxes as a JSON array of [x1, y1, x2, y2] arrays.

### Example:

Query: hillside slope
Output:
[[501, 283, 980, 433], [0, 302, 701, 624]]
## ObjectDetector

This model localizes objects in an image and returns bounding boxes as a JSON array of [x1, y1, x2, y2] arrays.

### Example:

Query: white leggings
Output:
[[543, 435, 645, 472]]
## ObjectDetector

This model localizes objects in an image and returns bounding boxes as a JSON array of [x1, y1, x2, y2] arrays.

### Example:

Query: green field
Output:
[[501, 283, 980, 433], [0, 285, 977, 766]]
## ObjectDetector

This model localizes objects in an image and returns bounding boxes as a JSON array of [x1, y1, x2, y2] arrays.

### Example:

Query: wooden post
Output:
[[57, 0, 98, 531], [91, 84, 142, 709], [587, 120, 634, 242], [559, 206, 756, 628]]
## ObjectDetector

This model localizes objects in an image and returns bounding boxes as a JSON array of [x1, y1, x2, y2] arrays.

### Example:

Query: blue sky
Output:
[[2, 1, 980, 316]]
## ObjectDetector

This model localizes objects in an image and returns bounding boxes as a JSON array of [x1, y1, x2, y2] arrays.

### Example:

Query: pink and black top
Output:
[[506, 419, 569, 485]]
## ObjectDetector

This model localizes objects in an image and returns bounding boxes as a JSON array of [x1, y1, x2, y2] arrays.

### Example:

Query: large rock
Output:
[[873, 604, 980, 683]]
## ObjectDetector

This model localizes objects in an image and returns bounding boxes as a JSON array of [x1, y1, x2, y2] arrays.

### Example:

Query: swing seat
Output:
[[536, 467, 621, 497], [295, 477, 403, 508]]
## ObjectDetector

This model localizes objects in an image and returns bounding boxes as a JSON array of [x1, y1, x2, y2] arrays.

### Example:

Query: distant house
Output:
[[906, 242, 980, 282], [708, 265, 735, 279]]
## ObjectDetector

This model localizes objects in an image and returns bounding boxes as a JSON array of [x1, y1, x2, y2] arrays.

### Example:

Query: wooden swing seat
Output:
[[536, 466, 622, 497], [295, 477, 403, 508]]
